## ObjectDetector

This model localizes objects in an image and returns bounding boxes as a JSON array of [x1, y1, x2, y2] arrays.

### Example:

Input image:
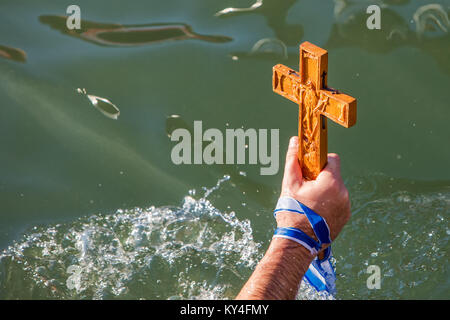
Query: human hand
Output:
[[236, 136, 349, 299], [276, 136, 351, 245]]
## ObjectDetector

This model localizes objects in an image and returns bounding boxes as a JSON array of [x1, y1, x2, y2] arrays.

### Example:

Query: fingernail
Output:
[[289, 136, 298, 147]]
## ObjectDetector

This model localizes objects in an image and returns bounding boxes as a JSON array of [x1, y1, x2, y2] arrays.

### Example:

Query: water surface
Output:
[[0, 0, 449, 299]]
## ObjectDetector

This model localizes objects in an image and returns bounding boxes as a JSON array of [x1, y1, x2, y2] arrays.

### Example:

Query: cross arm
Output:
[[272, 64, 302, 104], [319, 90, 357, 128], [272, 64, 356, 128]]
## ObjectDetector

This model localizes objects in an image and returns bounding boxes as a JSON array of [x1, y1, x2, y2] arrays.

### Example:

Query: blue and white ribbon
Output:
[[304, 247, 336, 296], [273, 227, 321, 256], [273, 196, 336, 296], [274, 196, 332, 245]]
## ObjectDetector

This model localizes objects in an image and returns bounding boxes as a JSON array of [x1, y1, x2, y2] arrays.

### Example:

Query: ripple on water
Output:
[[336, 174, 450, 299]]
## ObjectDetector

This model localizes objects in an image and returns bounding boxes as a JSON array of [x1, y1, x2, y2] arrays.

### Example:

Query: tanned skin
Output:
[[236, 136, 351, 300]]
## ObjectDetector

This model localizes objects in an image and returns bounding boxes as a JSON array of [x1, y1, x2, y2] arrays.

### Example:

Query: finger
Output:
[[325, 153, 341, 174], [285, 136, 299, 165], [317, 153, 341, 182], [282, 136, 302, 185]]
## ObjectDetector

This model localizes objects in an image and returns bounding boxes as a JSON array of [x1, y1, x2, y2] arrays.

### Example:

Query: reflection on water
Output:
[[216, 0, 449, 74], [413, 4, 449, 38], [0, 174, 448, 299], [77, 88, 120, 120], [0, 45, 26, 63], [216, 0, 303, 46], [340, 174, 450, 299], [39, 15, 232, 47], [229, 38, 288, 61], [328, 2, 450, 74], [0, 65, 188, 198], [215, 0, 264, 17]]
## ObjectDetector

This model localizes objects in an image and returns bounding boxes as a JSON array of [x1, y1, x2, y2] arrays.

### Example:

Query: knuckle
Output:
[[328, 179, 340, 193], [342, 188, 350, 202], [286, 151, 297, 160]]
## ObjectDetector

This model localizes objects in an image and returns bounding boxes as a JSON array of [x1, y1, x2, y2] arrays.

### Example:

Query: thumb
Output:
[[282, 136, 302, 185]]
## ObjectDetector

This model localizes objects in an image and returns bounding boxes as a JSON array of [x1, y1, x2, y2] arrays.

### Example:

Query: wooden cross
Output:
[[273, 41, 357, 180]]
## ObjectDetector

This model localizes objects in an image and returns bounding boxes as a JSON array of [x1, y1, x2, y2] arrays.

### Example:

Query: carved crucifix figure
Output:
[[273, 41, 357, 180]]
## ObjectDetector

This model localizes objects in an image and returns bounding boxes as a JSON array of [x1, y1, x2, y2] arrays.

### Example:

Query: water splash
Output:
[[0, 176, 261, 299], [2, 173, 446, 299]]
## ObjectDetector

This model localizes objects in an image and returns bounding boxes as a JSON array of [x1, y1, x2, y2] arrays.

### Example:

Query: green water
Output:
[[0, 0, 449, 299]]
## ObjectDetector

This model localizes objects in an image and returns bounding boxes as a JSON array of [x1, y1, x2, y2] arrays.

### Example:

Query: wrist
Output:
[[275, 211, 327, 259], [269, 236, 316, 266], [275, 211, 317, 241], [237, 233, 316, 300]]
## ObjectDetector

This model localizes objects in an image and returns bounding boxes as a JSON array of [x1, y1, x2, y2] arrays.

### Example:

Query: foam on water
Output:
[[1, 174, 448, 299], [0, 176, 264, 299]]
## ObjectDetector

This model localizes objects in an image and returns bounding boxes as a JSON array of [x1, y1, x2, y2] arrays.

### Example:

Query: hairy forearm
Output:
[[236, 237, 315, 300]]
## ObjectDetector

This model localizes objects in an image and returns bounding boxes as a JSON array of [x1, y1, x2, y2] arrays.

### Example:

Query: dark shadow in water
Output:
[[218, 1, 449, 75], [0, 45, 26, 63], [326, 4, 450, 74], [215, 0, 410, 47], [215, 0, 303, 46], [39, 15, 232, 47]]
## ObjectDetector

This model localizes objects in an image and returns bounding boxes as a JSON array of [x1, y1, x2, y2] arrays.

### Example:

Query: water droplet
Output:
[[397, 195, 411, 203]]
